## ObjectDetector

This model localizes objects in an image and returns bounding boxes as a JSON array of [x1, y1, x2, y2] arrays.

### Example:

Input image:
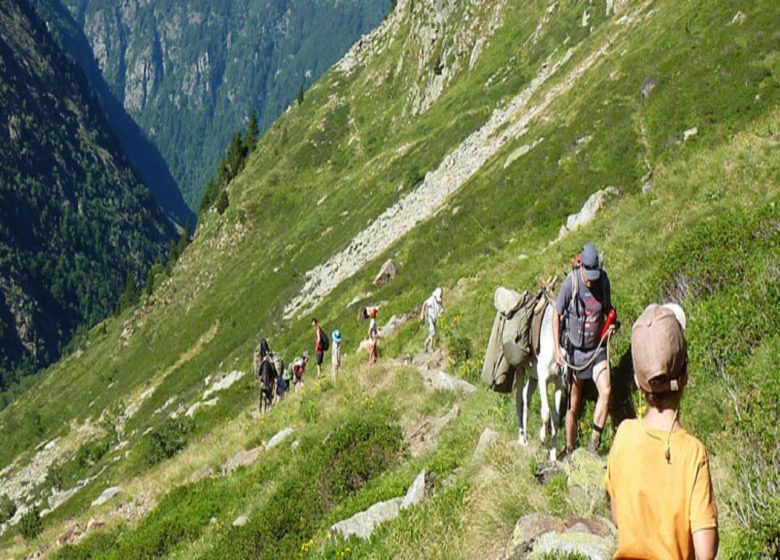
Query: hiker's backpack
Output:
[[481, 287, 535, 393], [319, 327, 330, 351]]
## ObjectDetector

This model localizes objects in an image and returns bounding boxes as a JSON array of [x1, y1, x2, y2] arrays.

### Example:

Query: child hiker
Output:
[[605, 303, 718, 560]]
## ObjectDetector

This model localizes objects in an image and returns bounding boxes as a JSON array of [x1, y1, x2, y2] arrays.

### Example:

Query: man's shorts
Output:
[[315, 351, 324, 365], [568, 347, 608, 381], [427, 316, 436, 337]]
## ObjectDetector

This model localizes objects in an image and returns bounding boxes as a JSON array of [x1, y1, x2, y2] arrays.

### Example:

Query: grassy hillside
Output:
[[1, 0, 778, 557]]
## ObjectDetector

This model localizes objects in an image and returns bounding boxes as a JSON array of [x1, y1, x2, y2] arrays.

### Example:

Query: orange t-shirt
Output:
[[605, 419, 718, 560]]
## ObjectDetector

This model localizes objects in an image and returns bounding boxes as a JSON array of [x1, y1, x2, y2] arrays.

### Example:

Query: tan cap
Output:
[[631, 303, 687, 393]]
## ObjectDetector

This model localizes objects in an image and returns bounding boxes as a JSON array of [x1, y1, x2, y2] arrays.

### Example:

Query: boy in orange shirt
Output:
[[605, 303, 718, 560]]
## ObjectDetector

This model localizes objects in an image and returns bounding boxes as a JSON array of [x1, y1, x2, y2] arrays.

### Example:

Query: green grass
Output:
[[2, 0, 780, 557]]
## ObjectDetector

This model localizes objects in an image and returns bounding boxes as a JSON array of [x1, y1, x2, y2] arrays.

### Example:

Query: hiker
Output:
[[292, 352, 309, 393], [273, 352, 288, 403], [421, 287, 444, 352], [331, 329, 342, 381], [368, 308, 379, 364], [311, 318, 329, 377], [605, 303, 718, 559], [552, 242, 615, 454], [252, 339, 278, 413]]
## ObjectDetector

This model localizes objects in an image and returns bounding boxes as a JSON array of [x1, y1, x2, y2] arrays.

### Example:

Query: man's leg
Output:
[[565, 376, 584, 453], [590, 360, 611, 452]]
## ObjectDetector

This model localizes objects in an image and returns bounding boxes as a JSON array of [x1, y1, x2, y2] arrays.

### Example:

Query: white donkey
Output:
[[516, 301, 567, 461]]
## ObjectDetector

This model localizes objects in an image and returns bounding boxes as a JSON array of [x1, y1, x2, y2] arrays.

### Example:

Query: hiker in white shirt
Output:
[[422, 287, 444, 352]]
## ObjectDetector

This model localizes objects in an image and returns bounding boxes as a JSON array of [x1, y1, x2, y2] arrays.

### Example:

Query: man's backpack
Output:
[[319, 327, 330, 352]]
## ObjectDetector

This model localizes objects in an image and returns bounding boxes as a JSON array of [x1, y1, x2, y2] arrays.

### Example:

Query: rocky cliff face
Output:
[[0, 0, 175, 383], [52, 0, 390, 208]]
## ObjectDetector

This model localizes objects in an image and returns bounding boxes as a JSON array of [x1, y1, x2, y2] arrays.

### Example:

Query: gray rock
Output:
[[433, 370, 477, 395], [267, 427, 294, 450], [506, 513, 565, 558], [373, 259, 400, 285], [640, 77, 657, 98], [473, 428, 500, 461], [91, 486, 121, 507], [531, 529, 614, 559], [401, 470, 427, 510], [222, 447, 263, 476], [330, 497, 403, 540], [232, 515, 249, 527], [641, 180, 653, 194], [683, 127, 698, 141]]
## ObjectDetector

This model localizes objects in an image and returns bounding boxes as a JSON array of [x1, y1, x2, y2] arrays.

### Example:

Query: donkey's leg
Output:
[[549, 370, 565, 462], [538, 363, 552, 445], [520, 372, 536, 446]]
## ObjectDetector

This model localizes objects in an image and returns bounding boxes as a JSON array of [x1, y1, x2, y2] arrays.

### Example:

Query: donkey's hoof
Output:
[[517, 430, 529, 447], [549, 448, 558, 462], [539, 426, 548, 444]]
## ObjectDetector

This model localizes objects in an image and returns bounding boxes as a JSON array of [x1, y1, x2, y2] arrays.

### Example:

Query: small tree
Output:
[[18, 506, 42, 540], [216, 190, 229, 215], [144, 262, 164, 297], [0, 494, 16, 523], [177, 220, 192, 257], [244, 110, 259, 153], [116, 273, 139, 312], [297, 84, 305, 106]]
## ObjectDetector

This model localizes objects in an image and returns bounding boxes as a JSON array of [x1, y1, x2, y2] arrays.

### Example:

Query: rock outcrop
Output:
[[502, 513, 616, 559]]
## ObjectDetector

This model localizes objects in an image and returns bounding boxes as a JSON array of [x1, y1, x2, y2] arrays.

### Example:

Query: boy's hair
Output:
[[643, 373, 685, 408], [311, 318, 318, 325]]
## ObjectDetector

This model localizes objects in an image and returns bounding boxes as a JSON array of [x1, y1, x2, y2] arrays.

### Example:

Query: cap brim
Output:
[[585, 267, 601, 281]]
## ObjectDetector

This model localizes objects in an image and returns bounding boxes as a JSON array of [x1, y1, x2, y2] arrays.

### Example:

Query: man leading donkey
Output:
[[553, 242, 616, 454]]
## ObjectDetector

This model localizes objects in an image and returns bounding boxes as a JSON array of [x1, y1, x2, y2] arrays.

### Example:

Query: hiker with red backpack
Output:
[[553, 242, 617, 454], [311, 318, 329, 377]]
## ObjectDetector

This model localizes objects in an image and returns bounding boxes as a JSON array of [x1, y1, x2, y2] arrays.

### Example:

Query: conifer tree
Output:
[[244, 110, 259, 153], [117, 273, 139, 312], [297, 84, 305, 106]]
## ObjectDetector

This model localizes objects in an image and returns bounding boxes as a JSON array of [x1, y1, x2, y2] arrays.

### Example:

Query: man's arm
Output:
[[692, 528, 718, 560]]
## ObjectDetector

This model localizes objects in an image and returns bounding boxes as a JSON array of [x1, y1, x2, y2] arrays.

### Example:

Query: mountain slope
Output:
[[1, 0, 778, 558], [0, 0, 175, 388], [29, 0, 193, 226], [48, 0, 391, 209]]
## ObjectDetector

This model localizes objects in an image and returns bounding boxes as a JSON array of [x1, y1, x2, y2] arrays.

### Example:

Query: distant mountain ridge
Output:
[[0, 0, 175, 386], [42, 0, 391, 209]]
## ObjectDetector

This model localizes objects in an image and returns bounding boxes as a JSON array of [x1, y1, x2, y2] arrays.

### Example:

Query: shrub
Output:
[[146, 416, 193, 466], [18, 506, 42, 540], [447, 335, 472, 365], [0, 494, 16, 523]]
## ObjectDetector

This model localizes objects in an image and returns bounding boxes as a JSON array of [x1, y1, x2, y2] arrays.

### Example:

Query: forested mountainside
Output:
[[0, 0, 175, 390], [1, 1, 778, 559], [39, 0, 391, 209], [29, 0, 193, 226]]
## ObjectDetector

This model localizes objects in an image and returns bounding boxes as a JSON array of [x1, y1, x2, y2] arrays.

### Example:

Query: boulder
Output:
[[401, 470, 427, 510], [267, 427, 294, 450], [378, 314, 409, 339], [330, 497, 403, 540], [532, 529, 614, 559], [91, 486, 121, 508], [472, 428, 500, 461], [506, 513, 565, 558], [559, 187, 619, 239], [373, 259, 400, 285], [222, 447, 263, 476], [203, 370, 246, 400], [640, 76, 657, 98], [504, 514, 616, 559], [232, 515, 249, 527], [433, 371, 477, 395], [564, 449, 607, 515]]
